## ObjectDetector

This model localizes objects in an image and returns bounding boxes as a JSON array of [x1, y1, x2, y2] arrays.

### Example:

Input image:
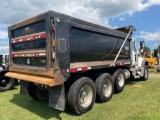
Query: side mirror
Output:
[[140, 41, 145, 50], [140, 41, 145, 55]]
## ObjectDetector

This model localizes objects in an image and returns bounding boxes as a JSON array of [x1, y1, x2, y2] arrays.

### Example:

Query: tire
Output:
[[0, 77, 15, 92], [112, 69, 125, 93], [95, 73, 113, 103], [28, 83, 49, 101], [67, 77, 96, 115], [157, 67, 160, 72], [14, 79, 19, 85], [140, 65, 148, 81]]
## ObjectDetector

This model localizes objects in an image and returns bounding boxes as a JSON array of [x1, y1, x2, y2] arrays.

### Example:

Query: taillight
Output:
[[52, 27, 55, 33]]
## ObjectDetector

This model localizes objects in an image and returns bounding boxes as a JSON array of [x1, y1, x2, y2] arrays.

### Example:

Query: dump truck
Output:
[[0, 55, 17, 91], [6, 11, 148, 114]]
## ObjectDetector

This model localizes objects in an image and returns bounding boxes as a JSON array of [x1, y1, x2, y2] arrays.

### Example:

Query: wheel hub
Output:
[[1, 79, 7, 85], [103, 79, 112, 97], [81, 90, 87, 99], [80, 88, 88, 104], [79, 85, 93, 107], [103, 84, 108, 91]]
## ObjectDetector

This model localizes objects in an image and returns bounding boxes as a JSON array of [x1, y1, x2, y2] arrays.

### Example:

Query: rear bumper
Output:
[[5, 72, 64, 87]]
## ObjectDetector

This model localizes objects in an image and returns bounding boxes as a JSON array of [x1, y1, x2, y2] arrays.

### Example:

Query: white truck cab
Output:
[[130, 39, 148, 80]]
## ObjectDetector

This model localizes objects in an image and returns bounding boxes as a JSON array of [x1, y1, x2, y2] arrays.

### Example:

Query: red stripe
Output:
[[116, 63, 120, 66], [70, 67, 91, 73], [116, 62, 124, 66], [11, 53, 46, 57], [11, 33, 46, 44], [40, 34, 46, 38], [82, 67, 88, 71], [70, 68, 77, 73], [11, 54, 15, 57]]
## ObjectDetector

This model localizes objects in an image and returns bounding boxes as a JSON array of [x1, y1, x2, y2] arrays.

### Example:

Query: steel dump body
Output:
[[7, 11, 132, 86]]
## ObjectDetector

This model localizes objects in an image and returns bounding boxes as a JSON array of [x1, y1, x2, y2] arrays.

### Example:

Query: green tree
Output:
[[140, 46, 150, 56], [144, 46, 150, 53], [153, 46, 160, 57]]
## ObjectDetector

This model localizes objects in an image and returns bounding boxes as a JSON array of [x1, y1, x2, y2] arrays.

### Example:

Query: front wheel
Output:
[[140, 66, 148, 81], [67, 77, 96, 115], [0, 77, 15, 92]]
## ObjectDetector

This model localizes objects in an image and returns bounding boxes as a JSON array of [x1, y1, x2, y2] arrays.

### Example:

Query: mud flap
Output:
[[49, 84, 65, 111], [20, 81, 28, 95]]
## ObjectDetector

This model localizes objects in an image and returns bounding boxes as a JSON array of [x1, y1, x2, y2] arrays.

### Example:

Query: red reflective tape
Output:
[[11, 33, 46, 44], [33, 53, 39, 57], [70, 68, 77, 73], [82, 67, 88, 71], [11, 54, 15, 57], [116, 63, 120, 66], [40, 33, 46, 38], [70, 67, 92, 73], [11, 53, 46, 57], [116, 62, 125, 66]]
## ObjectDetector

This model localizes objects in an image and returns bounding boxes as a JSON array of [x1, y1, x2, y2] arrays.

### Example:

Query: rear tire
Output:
[[67, 77, 96, 115], [112, 69, 125, 93], [140, 65, 148, 81], [0, 77, 15, 92], [28, 83, 48, 101], [95, 73, 113, 102]]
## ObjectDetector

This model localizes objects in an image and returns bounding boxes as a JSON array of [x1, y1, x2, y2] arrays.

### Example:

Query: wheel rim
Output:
[[103, 79, 112, 97], [79, 85, 93, 108], [144, 69, 148, 79], [118, 73, 124, 87], [0, 78, 12, 88]]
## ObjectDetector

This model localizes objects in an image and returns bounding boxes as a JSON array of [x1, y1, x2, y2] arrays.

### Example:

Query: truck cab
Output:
[[130, 39, 148, 80]]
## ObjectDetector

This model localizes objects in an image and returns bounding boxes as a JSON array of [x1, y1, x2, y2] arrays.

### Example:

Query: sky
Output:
[[0, 0, 160, 54]]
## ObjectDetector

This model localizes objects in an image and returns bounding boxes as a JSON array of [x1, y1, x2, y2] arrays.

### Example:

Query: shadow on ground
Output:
[[125, 78, 142, 86], [10, 94, 75, 120]]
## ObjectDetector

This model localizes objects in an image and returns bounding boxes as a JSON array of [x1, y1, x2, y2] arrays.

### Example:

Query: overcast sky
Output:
[[0, 0, 160, 54]]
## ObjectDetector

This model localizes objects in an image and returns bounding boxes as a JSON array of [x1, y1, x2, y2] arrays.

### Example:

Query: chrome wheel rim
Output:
[[145, 69, 148, 79], [103, 79, 112, 97], [118, 73, 124, 87], [79, 85, 93, 108]]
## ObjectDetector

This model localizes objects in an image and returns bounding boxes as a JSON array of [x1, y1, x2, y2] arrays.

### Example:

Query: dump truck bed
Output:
[[7, 10, 132, 86]]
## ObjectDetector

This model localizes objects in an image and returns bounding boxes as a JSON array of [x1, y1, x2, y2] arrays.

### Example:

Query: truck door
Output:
[[131, 40, 138, 66]]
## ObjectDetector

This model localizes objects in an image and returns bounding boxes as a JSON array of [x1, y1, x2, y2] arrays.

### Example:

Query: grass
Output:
[[148, 68, 158, 74], [0, 73, 160, 120]]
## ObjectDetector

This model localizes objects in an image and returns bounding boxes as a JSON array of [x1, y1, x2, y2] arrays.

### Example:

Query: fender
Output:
[[0, 69, 9, 78], [141, 59, 148, 67]]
